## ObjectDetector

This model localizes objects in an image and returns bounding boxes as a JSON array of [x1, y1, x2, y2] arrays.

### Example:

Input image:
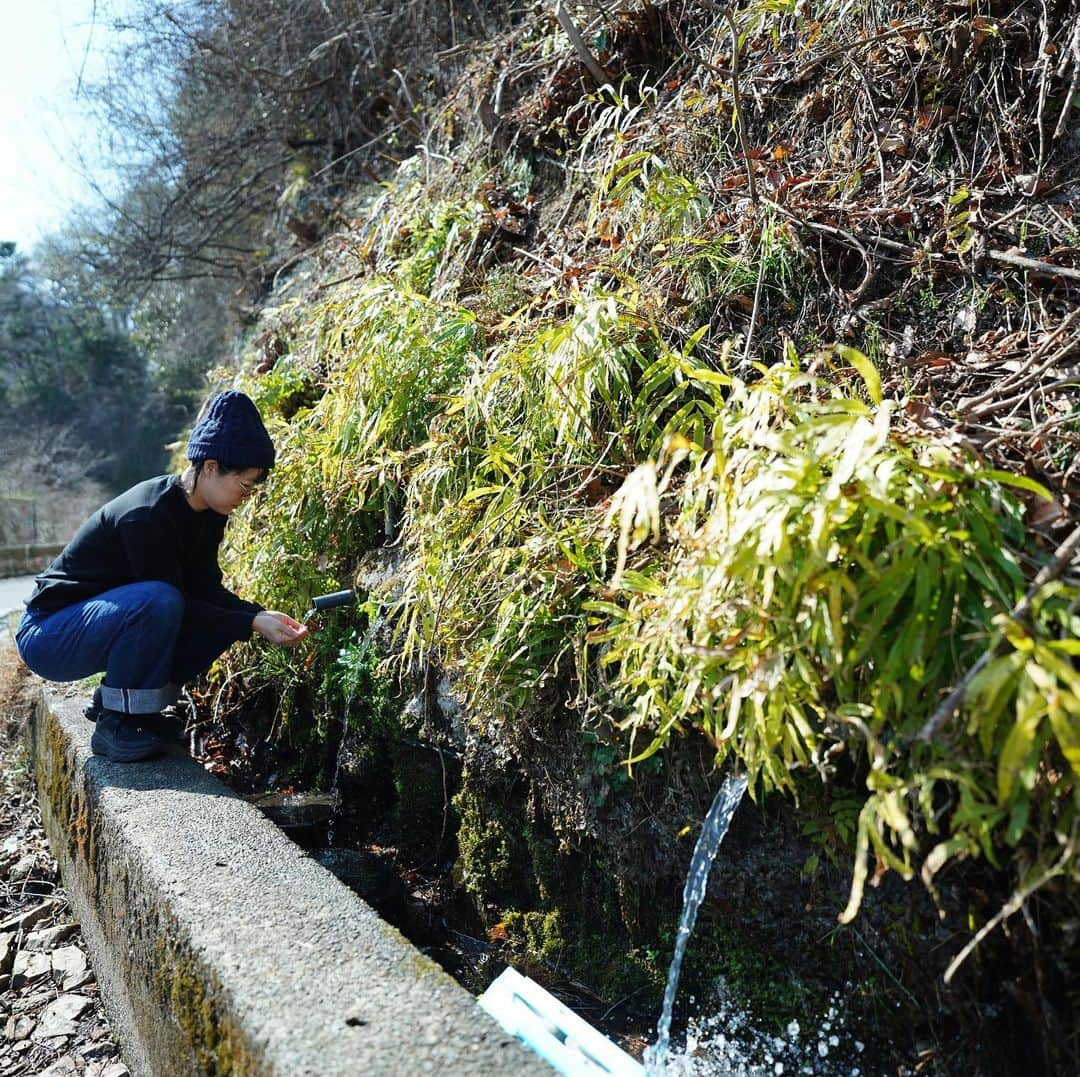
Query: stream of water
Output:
[[644, 773, 749, 1073], [324, 694, 354, 848]]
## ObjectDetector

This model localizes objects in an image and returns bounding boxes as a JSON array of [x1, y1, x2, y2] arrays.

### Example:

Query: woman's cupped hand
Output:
[[253, 610, 310, 647]]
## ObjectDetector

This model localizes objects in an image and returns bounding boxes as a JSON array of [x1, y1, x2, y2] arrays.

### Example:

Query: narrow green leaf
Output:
[[836, 346, 882, 405]]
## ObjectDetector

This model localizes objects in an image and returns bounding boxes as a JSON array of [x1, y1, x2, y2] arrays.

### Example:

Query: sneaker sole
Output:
[[89, 731, 165, 763]]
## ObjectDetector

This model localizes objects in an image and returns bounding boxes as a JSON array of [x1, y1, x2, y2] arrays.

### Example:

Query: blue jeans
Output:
[[16, 582, 247, 714]]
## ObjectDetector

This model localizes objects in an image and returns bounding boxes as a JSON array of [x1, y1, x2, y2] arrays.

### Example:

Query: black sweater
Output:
[[26, 475, 261, 636]]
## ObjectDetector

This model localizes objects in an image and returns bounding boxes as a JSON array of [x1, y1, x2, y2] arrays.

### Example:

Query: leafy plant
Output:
[[585, 355, 1077, 920], [213, 101, 1078, 951]]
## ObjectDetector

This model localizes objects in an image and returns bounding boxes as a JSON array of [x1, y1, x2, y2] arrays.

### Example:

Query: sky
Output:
[[0, 1, 121, 253]]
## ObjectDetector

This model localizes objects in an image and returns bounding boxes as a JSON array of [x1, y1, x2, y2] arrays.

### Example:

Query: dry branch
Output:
[[554, 1, 610, 86], [987, 248, 1080, 283]]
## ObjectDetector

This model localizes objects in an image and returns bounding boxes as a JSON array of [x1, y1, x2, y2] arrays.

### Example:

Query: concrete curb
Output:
[[28, 687, 549, 1076]]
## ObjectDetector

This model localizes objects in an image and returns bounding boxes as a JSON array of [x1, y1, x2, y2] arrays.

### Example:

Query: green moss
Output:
[[502, 909, 565, 964], [390, 745, 448, 841], [567, 925, 666, 1002], [454, 783, 529, 903], [450, 766, 669, 1009], [41, 717, 86, 864], [152, 931, 257, 1076], [680, 911, 811, 1028], [521, 825, 560, 904]]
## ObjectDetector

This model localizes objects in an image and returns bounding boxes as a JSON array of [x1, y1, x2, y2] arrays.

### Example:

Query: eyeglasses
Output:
[[230, 474, 260, 497]]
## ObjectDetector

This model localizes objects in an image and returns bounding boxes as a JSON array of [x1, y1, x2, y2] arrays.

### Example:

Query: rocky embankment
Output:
[[0, 623, 126, 1077]]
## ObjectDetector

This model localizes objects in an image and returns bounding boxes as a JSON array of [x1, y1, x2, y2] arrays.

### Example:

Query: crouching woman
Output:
[[15, 390, 307, 763]]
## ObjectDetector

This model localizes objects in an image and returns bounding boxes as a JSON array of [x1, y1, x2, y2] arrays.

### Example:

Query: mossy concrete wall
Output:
[[0, 543, 63, 578], [27, 686, 548, 1077]]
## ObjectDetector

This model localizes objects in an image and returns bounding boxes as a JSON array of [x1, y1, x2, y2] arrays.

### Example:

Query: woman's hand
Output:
[[253, 611, 310, 647]]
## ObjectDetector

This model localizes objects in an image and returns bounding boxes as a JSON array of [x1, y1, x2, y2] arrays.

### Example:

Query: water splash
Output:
[[645, 774, 749, 1073], [655, 982, 867, 1076]]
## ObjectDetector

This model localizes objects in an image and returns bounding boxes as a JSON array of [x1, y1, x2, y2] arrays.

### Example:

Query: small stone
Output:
[[38, 1034, 75, 1051], [39, 1056, 79, 1077], [63, 970, 95, 992], [51, 946, 88, 979], [33, 994, 93, 1041], [42, 994, 94, 1024], [6, 855, 36, 881], [4, 1015, 34, 1042], [0, 899, 61, 933], [12, 949, 52, 985], [25, 923, 79, 951], [78, 1041, 117, 1063], [12, 990, 54, 1014], [33, 1019, 76, 1043], [101, 1064, 130, 1077], [0, 932, 15, 976], [10, 1040, 32, 1054]]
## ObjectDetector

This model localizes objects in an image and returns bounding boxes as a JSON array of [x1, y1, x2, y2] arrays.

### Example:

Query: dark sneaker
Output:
[[90, 709, 164, 763], [149, 708, 188, 744]]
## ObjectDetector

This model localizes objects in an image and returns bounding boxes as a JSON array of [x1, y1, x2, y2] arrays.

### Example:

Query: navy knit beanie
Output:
[[186, 390, 276, 470]]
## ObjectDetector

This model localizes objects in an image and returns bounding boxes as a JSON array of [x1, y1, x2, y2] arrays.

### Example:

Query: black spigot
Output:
[[304, 589, 357, 621]]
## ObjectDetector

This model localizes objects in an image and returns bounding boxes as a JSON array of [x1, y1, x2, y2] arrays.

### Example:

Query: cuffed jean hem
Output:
[[99, 683, 180, 715]]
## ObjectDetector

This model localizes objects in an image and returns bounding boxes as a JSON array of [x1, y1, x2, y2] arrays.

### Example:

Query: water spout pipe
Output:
[[303, 589, 357, 622]]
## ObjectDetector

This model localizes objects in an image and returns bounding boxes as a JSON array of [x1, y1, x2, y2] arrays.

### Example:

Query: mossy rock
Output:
[[389, 742, 459, 860], [453, 778, 536, 907], [501, 910, 565, 965]]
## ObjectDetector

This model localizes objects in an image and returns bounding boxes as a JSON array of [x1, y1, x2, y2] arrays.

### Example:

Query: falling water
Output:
[[644, 774, 749, 1074], [325, 699, 353, 848]]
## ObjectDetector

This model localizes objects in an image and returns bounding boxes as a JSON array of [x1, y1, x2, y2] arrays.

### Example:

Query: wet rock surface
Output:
[[0, 633, 126, 1077]]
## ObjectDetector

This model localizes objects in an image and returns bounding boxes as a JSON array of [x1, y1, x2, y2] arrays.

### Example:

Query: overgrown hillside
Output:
[[184, 1, 1078, 1071]]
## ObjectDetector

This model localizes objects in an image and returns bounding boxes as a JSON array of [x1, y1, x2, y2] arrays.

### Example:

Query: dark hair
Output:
[[189, 460, 268, 485]]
